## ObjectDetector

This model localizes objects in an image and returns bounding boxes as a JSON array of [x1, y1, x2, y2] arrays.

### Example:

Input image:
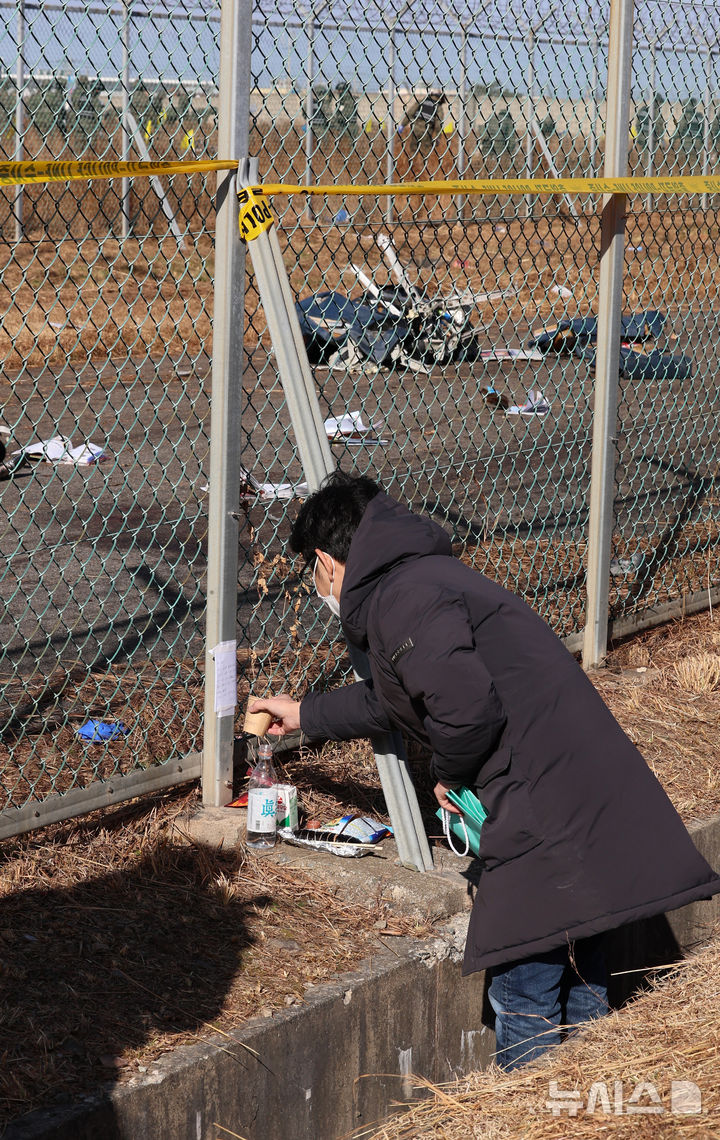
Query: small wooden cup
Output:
[[243, 707, 273, 738]]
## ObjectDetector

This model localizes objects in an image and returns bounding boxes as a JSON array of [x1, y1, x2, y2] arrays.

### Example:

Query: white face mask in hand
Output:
[[313, 555, 341, 618]]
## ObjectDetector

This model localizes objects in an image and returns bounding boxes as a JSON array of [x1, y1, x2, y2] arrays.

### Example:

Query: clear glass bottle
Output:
[[246, 742, 278, 851]]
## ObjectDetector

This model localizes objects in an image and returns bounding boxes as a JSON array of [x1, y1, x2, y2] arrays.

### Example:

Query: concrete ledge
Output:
[[6, 810, 720, 1140], [185, 805, 476, 921]]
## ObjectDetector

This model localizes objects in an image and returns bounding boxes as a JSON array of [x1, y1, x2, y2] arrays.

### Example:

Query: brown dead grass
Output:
[[595, 610, 720, 824], [0, 659, 206, 809], [360, 930, 720, 1140], [673, 652, 720, 695], [0, 195, 717, 372], [0, 232, 216, 374], [0, 784, 429, 1127], [1, 609, 719, 1126]]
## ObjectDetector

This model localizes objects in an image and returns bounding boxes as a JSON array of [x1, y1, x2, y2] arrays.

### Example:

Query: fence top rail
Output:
[[252, 0, 720, 51], [4, 0, 720, 50]]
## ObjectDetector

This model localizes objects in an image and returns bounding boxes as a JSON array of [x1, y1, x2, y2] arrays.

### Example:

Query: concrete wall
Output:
[[5, 948, 492, 1140]]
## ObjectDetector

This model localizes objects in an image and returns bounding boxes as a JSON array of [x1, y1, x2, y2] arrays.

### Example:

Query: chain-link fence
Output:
[[241, 0, 720, 701], [2, 0, 719, 837], [0, 2, 222, 833]]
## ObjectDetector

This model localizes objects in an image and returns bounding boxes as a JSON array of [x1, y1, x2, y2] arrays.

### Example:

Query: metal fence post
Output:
[[582, 0, 634, 669], [238, 159, 433, 870], [646, 37, 656, 214], [14, 0, 25, 243], [202, 0, 252, 806], [121, 0, 131, 240]]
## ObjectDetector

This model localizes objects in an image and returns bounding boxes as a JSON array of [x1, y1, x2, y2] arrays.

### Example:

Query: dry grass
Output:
[[1, 609, 719, 1127], [0, 233, 216, 374], [673, 653, 720, 695], [0, 659, 206, 808], [360, 932, 720, 1139], [0, 785, 430, 1127], [0, 196, 718, 372], [595, 610, 720, 824]]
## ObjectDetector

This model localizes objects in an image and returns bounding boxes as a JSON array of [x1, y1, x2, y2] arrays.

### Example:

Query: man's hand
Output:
[[434, 780, 461, 814], [248, 694, 301, 735]]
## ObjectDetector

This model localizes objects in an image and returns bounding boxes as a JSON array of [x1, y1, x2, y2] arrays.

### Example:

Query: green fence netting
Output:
[[1, 0, 719, 830]]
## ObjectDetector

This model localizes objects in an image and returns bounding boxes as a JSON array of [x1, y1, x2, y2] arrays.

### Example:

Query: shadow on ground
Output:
[[0, 834, 263, 1131]]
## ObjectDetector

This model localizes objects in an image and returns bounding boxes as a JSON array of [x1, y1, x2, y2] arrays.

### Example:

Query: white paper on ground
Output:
[[14, 436, 106, 464], [507, 390, 551, 416], [200, 474, 309, 501], [324, 410, 368, 436], [211, 640, 237, 715], [479, 348, 544, 362], [324, 410, 387, 443], [253, 480, 309, 500]]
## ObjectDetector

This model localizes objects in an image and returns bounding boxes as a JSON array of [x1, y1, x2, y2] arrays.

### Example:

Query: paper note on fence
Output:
[[212, 641, 237, 715]]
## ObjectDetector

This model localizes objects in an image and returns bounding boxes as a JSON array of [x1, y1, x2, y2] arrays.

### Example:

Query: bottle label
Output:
[[247, 787, 278, 832]]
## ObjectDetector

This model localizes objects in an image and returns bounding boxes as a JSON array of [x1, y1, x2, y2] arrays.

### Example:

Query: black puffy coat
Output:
[[300, 493, 720, 971]]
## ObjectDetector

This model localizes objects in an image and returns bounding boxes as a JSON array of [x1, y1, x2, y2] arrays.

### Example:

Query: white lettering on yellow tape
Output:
[[0, 158, 235, 186], [261, 175, 720, 197]]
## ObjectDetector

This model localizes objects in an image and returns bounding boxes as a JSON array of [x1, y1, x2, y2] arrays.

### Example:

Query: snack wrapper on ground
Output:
[[277, 828, 380, 857], [321, 815, 393, 843]]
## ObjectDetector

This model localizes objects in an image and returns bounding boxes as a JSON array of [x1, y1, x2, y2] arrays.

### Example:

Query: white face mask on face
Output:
[[313, 555, 341, 618]]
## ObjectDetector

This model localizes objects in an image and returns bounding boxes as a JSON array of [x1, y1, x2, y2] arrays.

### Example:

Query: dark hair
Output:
[[290, 469, 381, 565]]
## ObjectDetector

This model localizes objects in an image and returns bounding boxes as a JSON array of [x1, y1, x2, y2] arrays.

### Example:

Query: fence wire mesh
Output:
[[241, 0, 720, 702], [0, 2, 220, 820], [2, 0, 720, 832]]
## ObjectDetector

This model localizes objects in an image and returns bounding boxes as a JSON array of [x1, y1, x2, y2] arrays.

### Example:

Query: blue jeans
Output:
[[488, 935, 608, 1070]]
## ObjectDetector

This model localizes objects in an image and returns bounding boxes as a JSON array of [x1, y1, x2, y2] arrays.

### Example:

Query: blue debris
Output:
[[529, 310, 692, 381], [77, 720, 129, 742]]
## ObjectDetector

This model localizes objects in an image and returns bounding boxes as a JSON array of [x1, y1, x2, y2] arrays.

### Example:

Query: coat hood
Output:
[[340, 492, 452, 646]]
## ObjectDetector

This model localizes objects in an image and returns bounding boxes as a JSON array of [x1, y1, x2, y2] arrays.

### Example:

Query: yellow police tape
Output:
[[262, 175, 720, 197], [1, 159, 719, 198], [237, 186, 273, 241], [0, 158, 235, 186]]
